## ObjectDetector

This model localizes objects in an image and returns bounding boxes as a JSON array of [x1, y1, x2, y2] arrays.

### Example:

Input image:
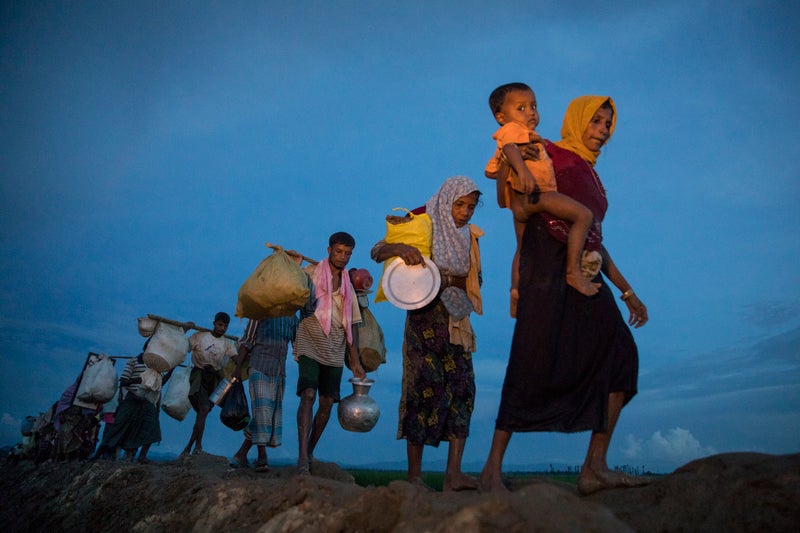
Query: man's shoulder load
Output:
[[143, 322, 190, 372], [236, 248, 311, 319], [76, 353, 118, 404], [161, 365, 192, 421]]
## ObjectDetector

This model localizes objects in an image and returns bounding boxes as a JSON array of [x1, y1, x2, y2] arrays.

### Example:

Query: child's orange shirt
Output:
[[486, 122, 557, 207]]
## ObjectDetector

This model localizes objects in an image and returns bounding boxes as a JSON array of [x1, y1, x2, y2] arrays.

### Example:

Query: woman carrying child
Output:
[[480, 96, 650, 495]]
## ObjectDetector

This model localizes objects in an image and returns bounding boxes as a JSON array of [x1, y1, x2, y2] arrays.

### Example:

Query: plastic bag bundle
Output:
[[161, 365, 192, 421], [236, 248, 311, 319], [375, 208, 432, 303], [219, 380, 250, 431], [139, 368, 163, 393], [143, 322, 190, 372], [357, 307, 386, 372], [76, 354, 118, 403]]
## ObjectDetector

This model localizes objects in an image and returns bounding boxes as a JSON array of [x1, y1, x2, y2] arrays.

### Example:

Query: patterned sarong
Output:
[[398, 298, 475, 446], [244, 370, 285, 447]]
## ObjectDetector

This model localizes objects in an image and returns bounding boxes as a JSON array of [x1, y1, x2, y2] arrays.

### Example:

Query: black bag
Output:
[[219, 380, 250, 431]]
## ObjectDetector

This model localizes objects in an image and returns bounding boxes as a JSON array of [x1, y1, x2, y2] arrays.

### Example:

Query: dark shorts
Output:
[[296, 355, 343, 401], [188, 366, 222, 411]]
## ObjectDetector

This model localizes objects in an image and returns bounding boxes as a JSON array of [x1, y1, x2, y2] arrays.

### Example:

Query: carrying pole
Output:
[[146, 314, 239, 341], [265, 242, 318, 265]]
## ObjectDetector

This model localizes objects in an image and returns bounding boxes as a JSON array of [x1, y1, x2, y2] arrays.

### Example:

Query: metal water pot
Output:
[[337, 378, 380, 432], [209, 376, 237, 406]]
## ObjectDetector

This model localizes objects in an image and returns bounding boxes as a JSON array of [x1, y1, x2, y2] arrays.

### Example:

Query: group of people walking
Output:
[[18, 87, 649, 497], [373, 87, 650, 496], [85, 232, 367, 474]]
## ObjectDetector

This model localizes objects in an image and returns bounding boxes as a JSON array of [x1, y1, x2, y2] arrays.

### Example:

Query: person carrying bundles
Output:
[[371, 175, 483, 492]]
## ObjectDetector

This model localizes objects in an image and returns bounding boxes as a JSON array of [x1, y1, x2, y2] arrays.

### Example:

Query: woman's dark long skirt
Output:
[[496, 216, 638, 433], [99, 393, 161, 449]]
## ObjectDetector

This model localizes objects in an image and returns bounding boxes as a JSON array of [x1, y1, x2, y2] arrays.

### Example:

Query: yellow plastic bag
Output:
[[236, 248, 311, 319], [375, 208, 432, 303]]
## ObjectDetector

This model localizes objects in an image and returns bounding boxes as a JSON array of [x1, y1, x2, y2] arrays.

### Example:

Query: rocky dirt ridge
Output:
[[1, 452, 797, 532]]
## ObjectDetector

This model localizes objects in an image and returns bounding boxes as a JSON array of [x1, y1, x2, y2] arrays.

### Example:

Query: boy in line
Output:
[[181, 312, 238, 456]]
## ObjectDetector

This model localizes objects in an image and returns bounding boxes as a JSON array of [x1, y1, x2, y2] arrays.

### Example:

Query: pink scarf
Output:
[[312, 258, 355, 343]]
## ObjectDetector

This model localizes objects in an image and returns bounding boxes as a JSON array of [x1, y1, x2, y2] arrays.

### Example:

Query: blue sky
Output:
[[1, 1, 798, 472]]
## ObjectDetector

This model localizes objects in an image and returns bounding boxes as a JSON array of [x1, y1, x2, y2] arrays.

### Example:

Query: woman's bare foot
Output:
[[578, 468, 651, 495], [408, 476, 435, 492], [443, 472, 479, 492], [478, 471, 509, 493], [577, 469, 610, 495], [510, 288, 519, 318], [567, 273, 600, 296]]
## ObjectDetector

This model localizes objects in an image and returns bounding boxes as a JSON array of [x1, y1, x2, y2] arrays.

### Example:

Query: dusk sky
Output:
[[1, 1, 798, 472]]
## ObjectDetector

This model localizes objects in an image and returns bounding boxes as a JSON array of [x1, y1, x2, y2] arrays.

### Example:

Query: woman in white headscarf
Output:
[[371, 176, 483, 492]]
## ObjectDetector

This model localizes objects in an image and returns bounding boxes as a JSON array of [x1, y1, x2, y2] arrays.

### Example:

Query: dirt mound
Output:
[[1, 452, 797, 532]]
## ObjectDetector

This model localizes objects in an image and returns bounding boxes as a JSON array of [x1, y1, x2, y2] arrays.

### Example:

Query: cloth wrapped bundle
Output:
[[76, 354, 118, 404], [143, 322, 190, 372], [357, 306, 386, 372], [161, 365, 192, 421], [236, 248, 311, 319]]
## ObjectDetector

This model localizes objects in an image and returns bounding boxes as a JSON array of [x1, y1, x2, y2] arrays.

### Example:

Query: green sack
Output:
[[236, 248, 311, 319]]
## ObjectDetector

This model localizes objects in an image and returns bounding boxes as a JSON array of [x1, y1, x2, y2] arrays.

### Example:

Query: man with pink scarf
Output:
[[293, 231, 365, 475]]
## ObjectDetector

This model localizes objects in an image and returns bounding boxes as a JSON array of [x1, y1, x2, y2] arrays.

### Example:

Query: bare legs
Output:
[[481, 392, 640, 495], [407, 438, 478, 492], [181, 402, 211, 456], [576, 391, 651, 494], [581, 391, 624, 478], [138, 444, 151, 463], [443, 437, 479, 491], [479, 429, 512, 492], [406, 442, 427, 488], [297, 387, 333, 474], [122, 445, 151, 464], [232, 438, 252, 467]]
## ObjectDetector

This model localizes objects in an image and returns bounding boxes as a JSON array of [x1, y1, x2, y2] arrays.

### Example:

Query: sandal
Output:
[[254, 460, 270, 473]]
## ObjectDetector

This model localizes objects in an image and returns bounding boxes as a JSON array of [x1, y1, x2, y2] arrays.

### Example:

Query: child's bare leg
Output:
[[536, 192, 600, 296], [510, 220, 525, 318], [494, 169, 509, 208], [514, 191, 600, 296]]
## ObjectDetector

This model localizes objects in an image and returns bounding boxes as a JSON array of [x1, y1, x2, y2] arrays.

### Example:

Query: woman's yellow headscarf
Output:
[[554, 95, 617, 167]]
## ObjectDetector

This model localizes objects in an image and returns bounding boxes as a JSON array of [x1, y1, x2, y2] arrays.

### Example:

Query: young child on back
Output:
[[485, 82, 599, 316]]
